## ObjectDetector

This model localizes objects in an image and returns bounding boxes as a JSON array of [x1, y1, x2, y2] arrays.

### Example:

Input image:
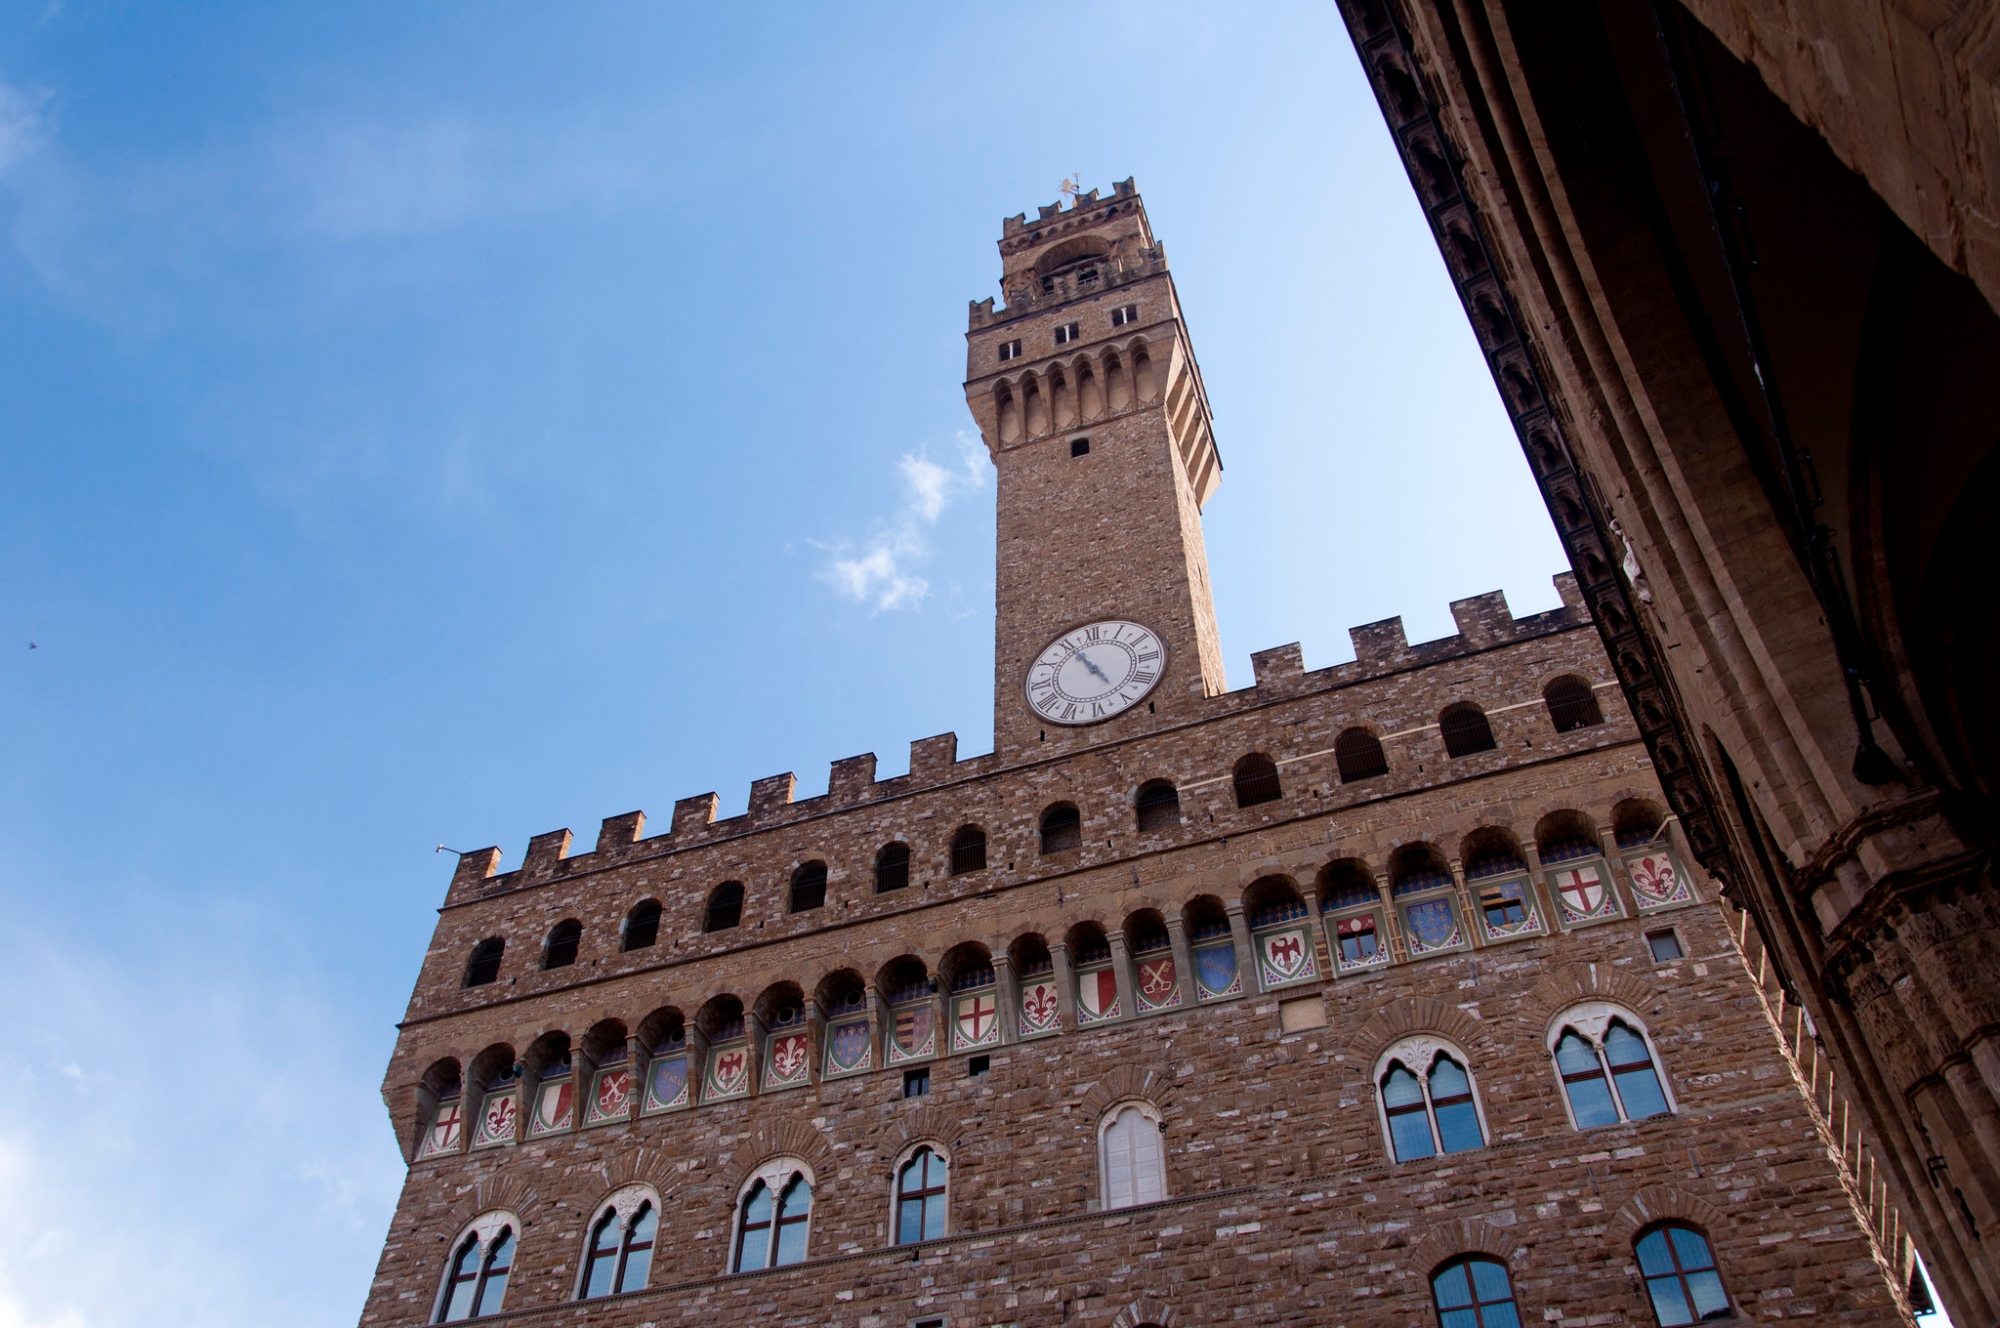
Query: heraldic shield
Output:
[[1194, 944, 1239, 999], [1256, 927, 1316, 987], [1077, 967, 1119, 1023], [473, 1090, 516, 1147], [888, 1005, 935, 1064], [1626, 853, 1692, 908], [643, 1056, 689, 1113], [704, 1044, 750, 1101], [825, 1018, 871, 1075], [527, 1079, 573, 1138], [584, 1067, 632, 1125], [1019, 978, 1060, 1035], [418, 1099, 463, 1157], [1553, 863, 1618, 923], [1136, 954, 1181, 1011], [766, 1030, 810, 1087], [1404, 897, 1462, 953], [953, 992, 1000, 1050]]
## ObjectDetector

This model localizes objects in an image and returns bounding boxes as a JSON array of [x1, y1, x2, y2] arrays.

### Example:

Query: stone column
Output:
[[744, 1009, 769, 1095], [993, 953, 1021, 1045], [1050, 940, 1078, 1032], [1298, 882, 1328, 976], [1450, 857, 1481, 949], [1225, 900, 1261, 995], [1165, 911, 1198, 1008], [1107, 928, 1138, 1021], [864, 985, 886, 1072], [1522, 843, 1557, 930], [803, 997, 825, 1087], [687, 1026, 711, 1106], [1598, 821, 1639, 913], [929, 981, 950, 1061]]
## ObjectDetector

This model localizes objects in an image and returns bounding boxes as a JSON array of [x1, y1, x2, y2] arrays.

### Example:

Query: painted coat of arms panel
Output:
[[887, 1005, 935, 1065], [1076, 966, 1120, 1024], [1329, 912, 1390, 972], [417, 1099, 463, 1158], [764, 1031, 810, 1088], [1552, 862, 1621, 925], [583, 1067, 634, 1126], [472, 1090, 516, 1148], [641, 1056, 690, 1114], [703, 1044, 751, 1102], [823, 1018, 872, 1076], [1134, 954, 1182, 1012], [1018, 978, 1061, 1036], [1474, 877, 1543, 942], [952, 992, 1001, 1050], [1402, 897, 1465, 954], [525, 1079, 573, 1139], [1626, 852, 1694, 911], [1193, 943, 1241, 999], [1255, 927, 1318, 988]]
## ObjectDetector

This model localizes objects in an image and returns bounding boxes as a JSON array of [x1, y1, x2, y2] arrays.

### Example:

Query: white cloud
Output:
[[820, 436, 987, 612], [0, 77, 51, 177]]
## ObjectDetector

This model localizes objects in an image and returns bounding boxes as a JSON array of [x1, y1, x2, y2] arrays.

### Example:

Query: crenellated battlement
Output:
[[448, 574, 1590, 903]]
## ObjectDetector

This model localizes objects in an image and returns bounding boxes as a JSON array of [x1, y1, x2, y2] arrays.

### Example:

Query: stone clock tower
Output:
[[962, 179, 1227, 761]]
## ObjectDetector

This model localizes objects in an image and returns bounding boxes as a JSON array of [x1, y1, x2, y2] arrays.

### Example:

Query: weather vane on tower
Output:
[[1060, 172, 1084, 204]]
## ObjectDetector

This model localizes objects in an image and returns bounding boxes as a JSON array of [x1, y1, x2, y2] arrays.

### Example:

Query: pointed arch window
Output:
[[1100, 1104, 1167, 1210], [437, 1225, 513, 1321], [1431, 1255, 1522, 1328], [1555, 1017, 1671, 1127], [1635, 1224, 1731, 1324], [581, 1201, 656, 1298], [895, 1147, 949, 1244], [734, 1171, 811, 1272], [1380, 1049, 1486, 1161]]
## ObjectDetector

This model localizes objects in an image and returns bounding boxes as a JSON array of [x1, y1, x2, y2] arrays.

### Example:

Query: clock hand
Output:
[[1074, 650, 1112, 684]]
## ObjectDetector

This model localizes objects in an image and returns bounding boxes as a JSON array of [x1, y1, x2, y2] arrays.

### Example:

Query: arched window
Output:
[[1440, 703, 1498, 757], [875, 842, 911, 893], [437, 1223, 514, 1321], [1544, 675, 1604, 731], [949, 826, 986, 875], [895, 1147, 949, 1244], [1135, 779, 1180, 830], [1233, 753, 1282, 807], [621, 901, 661, 952], [1040, 803, 1081, 854], [734, 1171, 811, 1272], [1635, 1224, 1731, 1325], [463, 938, 504, 988], [788, 861, 827, 913], [1554, 1016, 1672, 1127], [1431, 1256, 1521, 1328], [581, 1201, 656, 1298], [542, 920, 582, 970], [1380, 1049, 1486, 1161], [1100, 1104, 1167, 1210], [704, 882, 744, 933], [1335, 727, 1389, 782]]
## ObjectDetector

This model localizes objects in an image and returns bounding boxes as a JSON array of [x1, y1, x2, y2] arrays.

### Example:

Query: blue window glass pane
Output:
[[1636, 1230, 1675, 1276], [1436, 1101, 1484, 1153], [1432, 1263, 1474, 1309], [1390, 1110, 1436, 1161], [1668, 1227, 1715, 1271], [1555, 1033, 1600, 1076], [622, 1242, 652, 1292], [1439, 1309, 1480, 1328], [1469, 1258, 1512, 1303], [475, 1232, 511, 1315], [744, 1183, 773, 1225], [924, 1193, 947, 1240], [1430, 1058, 1471, 1098], [781, 1178, 813, 1219], [629, 1205, 657, 1243], [1565, 1075, 1621, 1128], [1383, 1066, 1425, 1108], [774, 1218, 809, 1266], [926, 1151, 948, 1188], [1615, 1066, 1671, 1120], [441, 1242, 479, 1321], [1483, 1302, 1522, 1328], [898, 1197, 925, 1246], [1646, 1276, 1695, 1327], [1685, 1270, 1730, 1319], [583, 1217, 619, 1298]]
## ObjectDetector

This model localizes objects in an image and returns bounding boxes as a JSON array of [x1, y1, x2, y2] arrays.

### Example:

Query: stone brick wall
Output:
[[362, 600, 1903, 1327]]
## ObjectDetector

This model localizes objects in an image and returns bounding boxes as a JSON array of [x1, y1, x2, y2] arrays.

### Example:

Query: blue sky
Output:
[[0, 5, 1571, 1325]]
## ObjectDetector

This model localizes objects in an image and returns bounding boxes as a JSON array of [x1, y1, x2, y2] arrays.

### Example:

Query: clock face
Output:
[[1025, 620, 1166, 725]]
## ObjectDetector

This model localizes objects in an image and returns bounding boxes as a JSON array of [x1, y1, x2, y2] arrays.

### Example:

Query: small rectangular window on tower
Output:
[[998, 339, 1021, 362], [1647, 928, 1685, 962], [1054, 323, 1080, 345], [1111, 304, 1139, 327], [1070, 437, 1090, 457], [903, 1067, 930, 1099]]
